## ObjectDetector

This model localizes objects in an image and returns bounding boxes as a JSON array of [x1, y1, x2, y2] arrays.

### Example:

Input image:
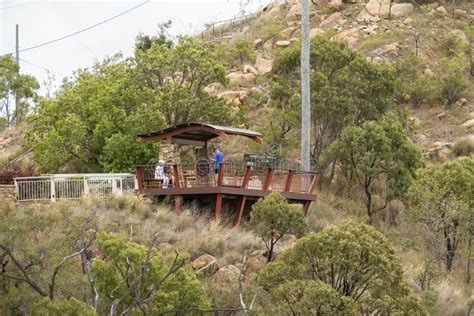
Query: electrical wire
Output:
[[0, 2, 38, 10], [19, 57, 50, 72], [0, 0, 149, 57]]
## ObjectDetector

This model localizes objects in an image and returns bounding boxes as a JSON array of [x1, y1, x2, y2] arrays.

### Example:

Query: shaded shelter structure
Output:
[[136, 123, 319, 226]]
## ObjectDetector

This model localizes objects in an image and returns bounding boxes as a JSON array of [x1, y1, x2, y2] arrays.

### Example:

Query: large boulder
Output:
[[365, 1, 381, 16], [320, 12, 342, 27], [390, 3, 414, 18], [253, 38, 263, 47], [280, 26, 298, 39], [255, 54, 273, 75], [332, 27, 360, 47], [226, 72, 256, 86], [275, 40, 292, 47], [264, 3, 283, 19], [217, 90, 244, 101], [212, 265, 241, 284], [360, 1, 413, 19], [243, 64, 258, 75], [192, 254, 219, 275], [286, 3, 302, 20], [462, 119, 474, 128], [328, 0, 344, 11]]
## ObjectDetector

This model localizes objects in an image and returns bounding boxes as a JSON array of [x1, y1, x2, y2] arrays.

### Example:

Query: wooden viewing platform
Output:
[[136, 123, 319, 226]]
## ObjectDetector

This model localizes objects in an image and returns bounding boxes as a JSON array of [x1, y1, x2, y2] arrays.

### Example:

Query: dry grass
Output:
[[18, 195, 262, 267], [306, 190, 368, 232]]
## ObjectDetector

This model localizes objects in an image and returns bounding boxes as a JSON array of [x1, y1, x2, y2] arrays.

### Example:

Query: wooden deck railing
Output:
[[136, 161, 318, 195]]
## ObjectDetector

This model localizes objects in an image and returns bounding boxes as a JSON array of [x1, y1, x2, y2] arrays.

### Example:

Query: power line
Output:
[[20, 57, 50, 72], [1, 0, 149, 57], [0, 2, 38, 10]]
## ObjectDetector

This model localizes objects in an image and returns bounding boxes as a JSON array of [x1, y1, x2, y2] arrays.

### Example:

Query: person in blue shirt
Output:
[[212, 147, 224, 174]]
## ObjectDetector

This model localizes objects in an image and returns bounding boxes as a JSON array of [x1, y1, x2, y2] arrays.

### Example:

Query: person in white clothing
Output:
[[154, 160, 170, 188]]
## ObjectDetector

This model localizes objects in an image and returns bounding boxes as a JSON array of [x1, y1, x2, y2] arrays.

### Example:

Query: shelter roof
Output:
[[137, 123, 263, 146]]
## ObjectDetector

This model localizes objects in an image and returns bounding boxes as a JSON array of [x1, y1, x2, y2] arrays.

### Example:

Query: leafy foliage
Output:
[[248, 192, 308, 262], [394, 54, 436, 107], [258, 221, 425, 315], [408, 158, 474, 271], [438, 56, 470, 107], [92, 232, 210, 315], [32, 297, 97, 316], [270, 36, 396, 168], [0, 55, 39, 128], [231, 39, 256, 65], [324, 114, 422, 221], [272, 280, 357, 315], [27, 36, 241, 173], [27, 57, 159, 173]]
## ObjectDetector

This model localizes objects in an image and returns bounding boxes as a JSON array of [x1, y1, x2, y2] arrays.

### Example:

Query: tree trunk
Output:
[[267, 240, 274, 263], [327, 160, 337, 188], [364, 184, 373, 223], [445, 235, 455, 272]]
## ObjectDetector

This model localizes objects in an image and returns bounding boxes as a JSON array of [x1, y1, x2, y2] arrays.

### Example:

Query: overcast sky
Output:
[[1, 0, 267, 95]]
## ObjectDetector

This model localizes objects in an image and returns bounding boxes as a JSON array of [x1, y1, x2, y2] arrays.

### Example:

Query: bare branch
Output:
[[238, 256, 260, 313], [109, 233, 159, 316], [0, 244, 48, 297], [49, 229, 98, 300]]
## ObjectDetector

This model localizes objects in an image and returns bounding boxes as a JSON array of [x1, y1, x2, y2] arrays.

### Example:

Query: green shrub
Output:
[[439, 56, 469, 107], [232, 39, 256, 65], [395, 54, 436, 107], [438, 32, 468, 58], [453, 137, 474, 157]]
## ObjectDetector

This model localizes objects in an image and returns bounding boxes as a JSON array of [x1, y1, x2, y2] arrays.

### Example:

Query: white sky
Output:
[[1, 0, 267, 95]]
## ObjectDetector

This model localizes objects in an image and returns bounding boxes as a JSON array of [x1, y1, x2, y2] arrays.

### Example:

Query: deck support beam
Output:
[[303, 174, 320, 216], [215, 194, 223, 220], [215, 164, 224, 219], [172, 164, 182, 215], [234, 165, 252, 227]]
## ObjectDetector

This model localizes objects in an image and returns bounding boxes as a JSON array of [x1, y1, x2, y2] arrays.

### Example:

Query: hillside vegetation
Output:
[[0, 0, 473, 315]]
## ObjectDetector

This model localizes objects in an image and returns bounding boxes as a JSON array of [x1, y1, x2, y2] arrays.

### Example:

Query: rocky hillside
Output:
[[1, 0, 472, 168], [203, 0, 473, 161]]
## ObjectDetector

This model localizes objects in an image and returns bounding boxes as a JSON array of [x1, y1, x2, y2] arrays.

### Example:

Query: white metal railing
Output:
[[14, 174, 137, 203]]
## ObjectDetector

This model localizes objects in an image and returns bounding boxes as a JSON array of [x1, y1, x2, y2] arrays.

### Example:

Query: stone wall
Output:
[[159, 144, 181, 164], [0, 185, 16, 202]]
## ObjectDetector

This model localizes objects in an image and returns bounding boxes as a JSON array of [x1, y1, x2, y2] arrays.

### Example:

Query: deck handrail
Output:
[[136, 161, 318, 194]]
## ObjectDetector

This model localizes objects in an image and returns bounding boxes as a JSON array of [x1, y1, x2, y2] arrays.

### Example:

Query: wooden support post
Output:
[[215, 194, 223, 220], [213, 164, 225, 220], [172, 164, 182, 215], [234, 166, 252, 227], [303, 174, 320, 216], [217, 163, 224, 186], [303, 201, 311, 216], [284, 170, 294, 192], [135, 166, 144, 191], [263, 167, 274, 191]]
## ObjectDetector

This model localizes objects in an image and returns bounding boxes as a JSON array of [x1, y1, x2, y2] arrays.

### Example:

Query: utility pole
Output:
[[301, 0, 311, 172], [15, 24, 19, 65], [13, 24, 19, 128]]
